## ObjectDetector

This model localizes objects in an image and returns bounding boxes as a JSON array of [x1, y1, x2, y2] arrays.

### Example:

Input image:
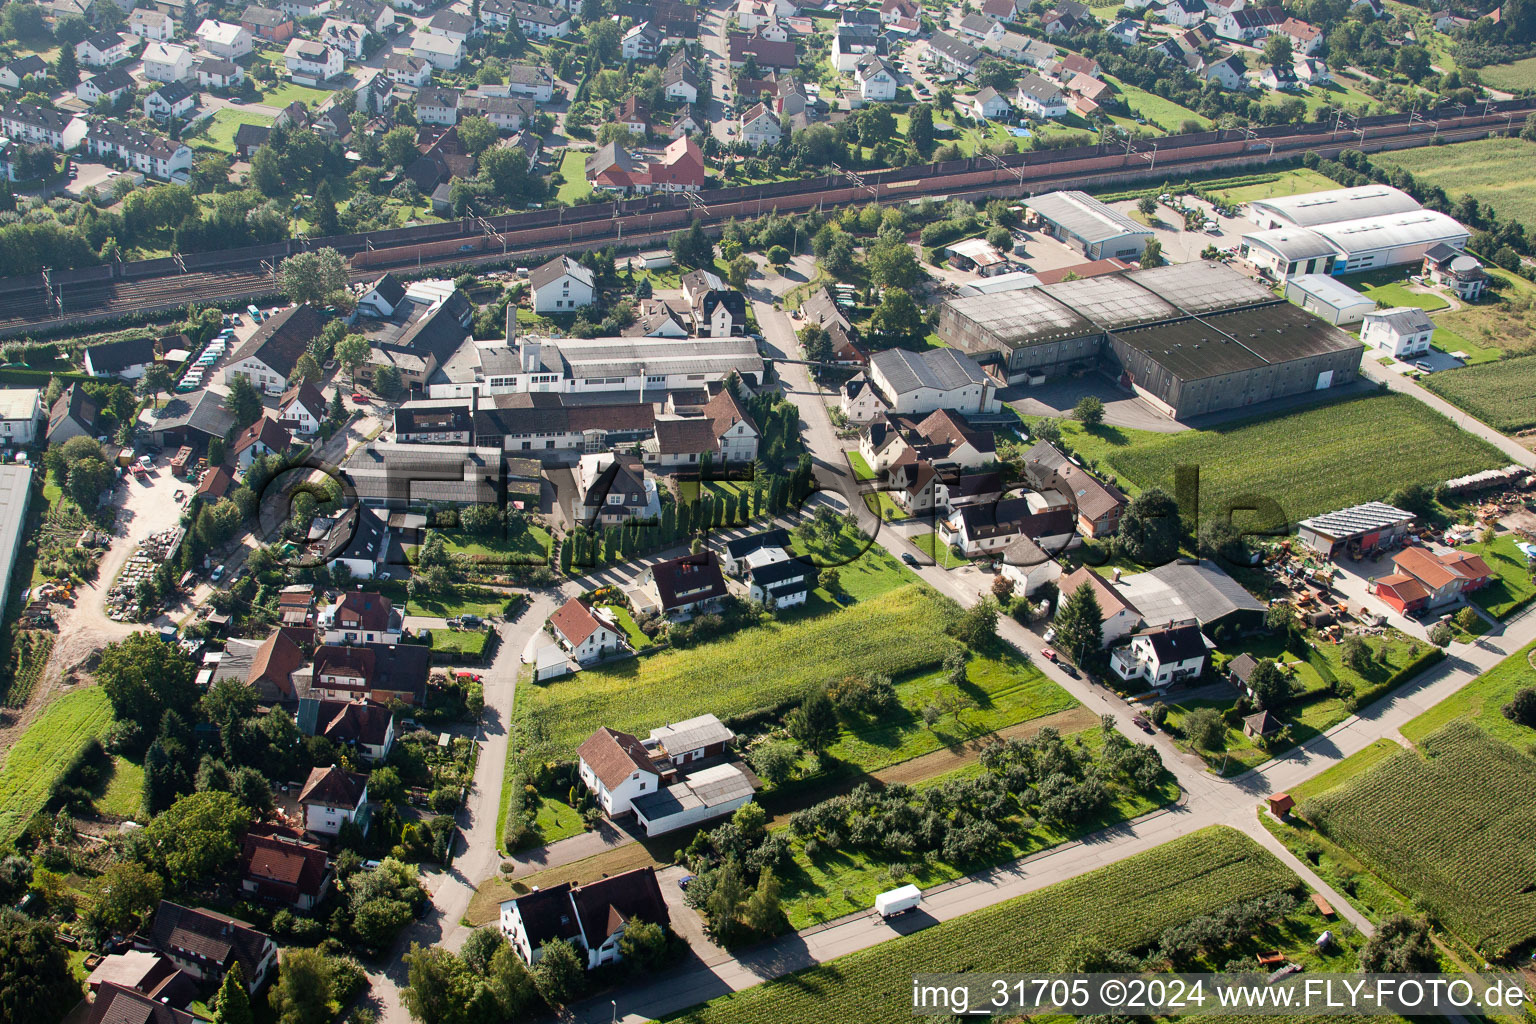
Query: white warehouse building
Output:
[[1283, 274, 1375, 325], [1242, 209, 1470, 280], [1247, 184, 1423, 230]]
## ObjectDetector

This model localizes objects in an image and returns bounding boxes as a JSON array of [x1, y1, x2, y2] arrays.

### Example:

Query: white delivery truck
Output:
[[875, 884, 922, 918]]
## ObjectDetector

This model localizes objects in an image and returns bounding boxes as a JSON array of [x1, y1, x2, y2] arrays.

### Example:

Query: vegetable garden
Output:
[[1301, 721, 1536, 958]]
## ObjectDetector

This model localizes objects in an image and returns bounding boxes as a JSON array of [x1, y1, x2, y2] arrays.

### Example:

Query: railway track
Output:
[[3, 100, 1531, 336]]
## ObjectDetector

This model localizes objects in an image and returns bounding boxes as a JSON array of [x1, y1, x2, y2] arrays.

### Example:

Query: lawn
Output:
[[1207, 168, 1345, 205], [1360, 281, 1449, 312], [846, 451, 875, 481], [515, 584, 959, 763], [0, 686, 114, 842], [184, 108, 275, 155], [555, 148, 594, 204], [94, 756, 144, 819], [1372, 137, 1536, 236], [438, 525, 552, 565], [597, 603, 653, 649], [378, 581, 512, 619], [1106, 76, 1211, 130], [911, 530, 968, 569], [1422, 353, 1536, 433], [670, 827, 1309, 1024], [786, 523, 918, 603], [1089, 393, 1505, 529], [1463, 534, 1536, 618], [429, 628, 491, 657], [822, 648, 1076, 773], [1401, 638, 1536, 748], [1301, 721, 1536, 958], [257, 80, 335, 108]]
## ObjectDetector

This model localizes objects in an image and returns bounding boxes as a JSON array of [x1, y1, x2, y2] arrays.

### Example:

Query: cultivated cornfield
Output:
[[1423, 355, 1536, 434], [1302, 721, 1536, 958]]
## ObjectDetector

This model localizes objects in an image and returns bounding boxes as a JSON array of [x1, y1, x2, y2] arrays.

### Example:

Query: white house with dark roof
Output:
[[285, 38, 346, 82], [0, 55, 48, 90], [853, 55, 897, 102], [76, 32, 134, 68], [144, 80, 198, 121], [383, 51, 432, 86], [498, 867, 670, 969], [1360, 306, 1434, 358], [296, 765, 369, 835], [529, 255, 594, 313], [1110, 621, 1209, 686], [77, 67, 136, 106], [224, 303, 323, 394]]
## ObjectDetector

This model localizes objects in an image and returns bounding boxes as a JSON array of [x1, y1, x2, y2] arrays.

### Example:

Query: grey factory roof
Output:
[[1041, 273, 1175, 329], [1023, 190, 1152, 245], [1297, 501, 1415, 540], [945, 287, 1095, 347], [548, 337, 764, 378], [1247, 184, 1421, 228], [871, 346, 990, 395], [1111, 301, 1355, 382], [1124, 260, 1278, 314], [1312, 209, 1468, 258], [1240, 226, 1337, 262], [1114, 560, 1265, 629]]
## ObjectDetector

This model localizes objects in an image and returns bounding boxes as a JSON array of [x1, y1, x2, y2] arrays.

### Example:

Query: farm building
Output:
[[1284, 274, 1375, 325], [1246, 185, 1422, 230], [939, 261, 1361, 416], [1113, 560, 1266, 633], [1295, 501, 1415, 558], [1023, 190, 1154, 261]]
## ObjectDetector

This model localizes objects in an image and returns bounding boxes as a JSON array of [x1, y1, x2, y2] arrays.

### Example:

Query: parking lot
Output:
[[1106, 195, 1248, 264]]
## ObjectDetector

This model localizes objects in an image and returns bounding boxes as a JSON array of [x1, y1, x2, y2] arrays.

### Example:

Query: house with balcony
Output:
[[1109, 620, 1209, 687]]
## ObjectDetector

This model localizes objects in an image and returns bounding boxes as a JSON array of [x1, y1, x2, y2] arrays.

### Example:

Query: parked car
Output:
[[1042, 647, 1058, 661], [210, 564, 226, 582], [901, 552, 918, 566]]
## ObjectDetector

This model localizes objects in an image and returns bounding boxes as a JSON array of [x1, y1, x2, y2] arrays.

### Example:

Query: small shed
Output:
[[1268, 791, 1294, 818], [637, 249, 673, 269], [1244, 709, 1282, 738]]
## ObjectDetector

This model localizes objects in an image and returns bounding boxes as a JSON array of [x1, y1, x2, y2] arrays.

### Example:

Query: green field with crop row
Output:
[[1101, 394, 1505, 527], [1372, 137, 1536, 235], [0, 686, 114, 842], [668, 827, 1297, 1024], [1422, 353, 1536, 433], [1301, 721, 1536, 958], [516, 584, 960, 762]]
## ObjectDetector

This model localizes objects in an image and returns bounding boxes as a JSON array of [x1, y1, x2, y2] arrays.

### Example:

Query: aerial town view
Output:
[[0, 0, 1534, 1018]]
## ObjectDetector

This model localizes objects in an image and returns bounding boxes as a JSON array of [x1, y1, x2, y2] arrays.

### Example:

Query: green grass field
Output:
[[847, 451, 875, 481], [1361, 281, 1449, 312], [670, 827, 1306, 1024], [1373, 138, 1536, 235], [598, 603, 653, 649], [1423, 353, 1536, 433], [1207, 168, 1345, 205], [257, 80, 335, 108], [94, 756, 144, 819], [1106, 77, 1211, 131], [1301, 721, 1536, 957], [1084, 393, 1505, 528], [438, 525, 552, 565], [786, 524, 917, 603], [1401, 639, 1536, 748], [516, 584, 959, 763], [429, 629, 491, 657], [1462, 535, 1536, 617], [555, 149, 594, 204], [911, 530, 967, 569], [0, 687, 114, 842], [185, 108, 275, 155]]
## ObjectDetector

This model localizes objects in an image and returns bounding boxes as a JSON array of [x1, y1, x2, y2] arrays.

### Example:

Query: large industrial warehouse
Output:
[[936, 260, 1364, 418], [1023, 191, 1155, 261], [1239, 184, 1471, 281]]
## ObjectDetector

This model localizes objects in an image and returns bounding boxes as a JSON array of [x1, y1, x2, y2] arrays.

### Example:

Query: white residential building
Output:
[[284, 38, 345, 83], [196, 19, 254, 59], [0, 388, 43, 445], [1360, 306, 1434, 359], [75, 33, 134, 68], [529, 255, 594, 313], [84, 120, 193, 180], [411, 30, 464, 70], [141, 42, 195, 82], [128, 8, 176, 40], [1110, 623, 1209, 687], [739, 103, 781, 147], [853, 55, 897, 101]]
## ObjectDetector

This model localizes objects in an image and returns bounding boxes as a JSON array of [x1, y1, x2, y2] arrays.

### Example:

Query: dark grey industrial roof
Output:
[[1125, 260, 1278, 314], [1042, 273, 1175, 329], [871, 347, 990, 394], [1110, 301, 1356, 382], [945, 288, 1094, 347]]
